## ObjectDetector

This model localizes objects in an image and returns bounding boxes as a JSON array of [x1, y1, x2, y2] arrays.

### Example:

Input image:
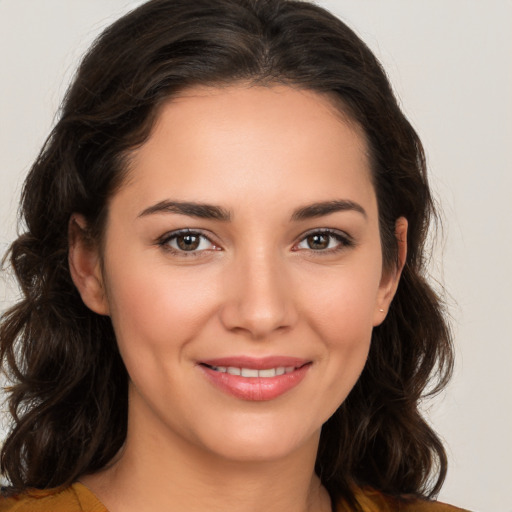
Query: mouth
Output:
[[198, 357, 312, 401], [202, 364, 299, 378]]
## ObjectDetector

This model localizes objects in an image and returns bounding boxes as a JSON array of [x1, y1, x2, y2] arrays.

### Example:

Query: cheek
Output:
[[103, 255, 220, 365], [300, 259, 382, 337], [315, 279, 374, 369], [295, 257, 381, 395]]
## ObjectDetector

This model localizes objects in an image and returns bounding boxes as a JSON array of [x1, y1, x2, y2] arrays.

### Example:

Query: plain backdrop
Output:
[[1, 1, 511, 511]]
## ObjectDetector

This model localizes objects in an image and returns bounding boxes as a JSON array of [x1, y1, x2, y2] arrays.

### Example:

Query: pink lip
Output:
[[198, 356, 311, 401]]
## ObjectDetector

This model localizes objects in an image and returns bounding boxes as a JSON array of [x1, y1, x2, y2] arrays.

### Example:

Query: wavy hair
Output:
[[1, 0, 453, 507]]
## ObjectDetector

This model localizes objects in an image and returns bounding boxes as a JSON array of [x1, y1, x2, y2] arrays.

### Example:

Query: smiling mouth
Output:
[[198, 360, 312, 401], [202, 364, 299, 378]]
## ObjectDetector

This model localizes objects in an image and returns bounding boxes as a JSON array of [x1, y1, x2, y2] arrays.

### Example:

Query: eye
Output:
[[294, 229, 353, 252], [158, 229, 218, 254]]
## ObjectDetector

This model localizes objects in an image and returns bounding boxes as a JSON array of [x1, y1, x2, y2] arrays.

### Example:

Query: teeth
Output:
[[210, 365, 296, 377], [241, 368, 259, 378], [258, 368, 277, 378]]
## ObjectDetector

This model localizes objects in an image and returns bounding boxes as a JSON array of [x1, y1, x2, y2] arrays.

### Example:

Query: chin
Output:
[[191, 410, 323, 464]]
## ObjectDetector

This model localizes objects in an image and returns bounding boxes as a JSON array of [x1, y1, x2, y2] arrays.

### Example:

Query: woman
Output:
[[0, 1, 468, 511]]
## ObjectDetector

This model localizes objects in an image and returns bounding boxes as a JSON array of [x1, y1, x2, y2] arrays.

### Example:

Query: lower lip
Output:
[[199, 364, 311, 401]]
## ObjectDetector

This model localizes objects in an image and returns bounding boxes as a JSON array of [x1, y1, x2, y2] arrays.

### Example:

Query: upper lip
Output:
[[199, 356, 310, 370]]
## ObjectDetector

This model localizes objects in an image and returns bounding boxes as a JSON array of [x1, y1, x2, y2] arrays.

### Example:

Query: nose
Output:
[[219, 250, 298, 340]]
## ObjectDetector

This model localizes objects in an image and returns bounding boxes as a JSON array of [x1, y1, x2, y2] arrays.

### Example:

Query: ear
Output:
[[68, 214, 110, 316], [373, 217, 408, 326]]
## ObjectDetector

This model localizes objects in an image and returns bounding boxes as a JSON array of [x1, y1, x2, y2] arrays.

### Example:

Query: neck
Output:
[[83, 445, 331, 512], [81, 397, 332, 512]]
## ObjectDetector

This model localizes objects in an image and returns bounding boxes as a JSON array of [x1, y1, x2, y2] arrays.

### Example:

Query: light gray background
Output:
[[1, 1, 511, 511]]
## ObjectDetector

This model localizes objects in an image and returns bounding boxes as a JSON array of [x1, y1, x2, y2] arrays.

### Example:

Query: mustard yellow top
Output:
[[0, 483, 105, 511], [0, 482, 470, 512]]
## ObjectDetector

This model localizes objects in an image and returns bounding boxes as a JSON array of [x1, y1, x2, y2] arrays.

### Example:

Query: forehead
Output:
[[118, 85, 376, 216]]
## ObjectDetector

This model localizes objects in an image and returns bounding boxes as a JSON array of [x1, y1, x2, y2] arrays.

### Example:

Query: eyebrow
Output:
[[138, 200, 231, 221], [138, 198, 366, 222], [290, 200, 367, 221]]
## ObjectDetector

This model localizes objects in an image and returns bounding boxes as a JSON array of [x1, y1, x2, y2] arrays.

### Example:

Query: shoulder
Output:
[[0, 483, 107, 512], [336, 487, 472, 512]]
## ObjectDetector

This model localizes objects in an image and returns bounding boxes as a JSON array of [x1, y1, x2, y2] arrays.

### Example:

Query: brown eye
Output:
[[176, 234, 201, 251], [160, 230, 217, 254], [306, 234, 330, 250], [295, 229, 353, 253]]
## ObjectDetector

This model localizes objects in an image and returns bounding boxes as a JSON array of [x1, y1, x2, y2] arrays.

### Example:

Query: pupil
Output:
[[178, 234, 200, 251], [308, 234, 329, 250]]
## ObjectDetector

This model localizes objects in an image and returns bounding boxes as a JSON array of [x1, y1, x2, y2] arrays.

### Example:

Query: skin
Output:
[[70, 85, 407, 512]]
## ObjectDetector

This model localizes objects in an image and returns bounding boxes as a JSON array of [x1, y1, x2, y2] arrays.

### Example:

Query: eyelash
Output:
[[157, 228, 354, 257], [157, 229, 219, 257], [293, 228, 355, 254]]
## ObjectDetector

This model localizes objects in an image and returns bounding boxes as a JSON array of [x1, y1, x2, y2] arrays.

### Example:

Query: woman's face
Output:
[[72, 85, 404, 463]]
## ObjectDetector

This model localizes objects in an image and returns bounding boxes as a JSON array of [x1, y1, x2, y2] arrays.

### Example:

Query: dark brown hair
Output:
[[1, 0, 453, 507]]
